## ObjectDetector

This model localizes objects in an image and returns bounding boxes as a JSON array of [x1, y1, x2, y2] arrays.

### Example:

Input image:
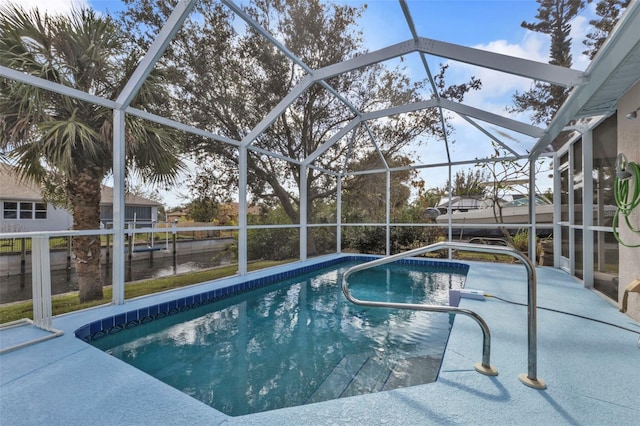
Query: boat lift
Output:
[[129, 214, 168, 257]]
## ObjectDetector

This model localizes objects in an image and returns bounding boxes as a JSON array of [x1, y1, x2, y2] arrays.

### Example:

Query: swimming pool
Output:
[[87, 258, 468, 416]]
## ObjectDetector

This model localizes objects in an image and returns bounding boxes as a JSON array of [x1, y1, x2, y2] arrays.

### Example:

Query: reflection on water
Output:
[[0, 251, 232, 304], [93, 263, 465, 416]]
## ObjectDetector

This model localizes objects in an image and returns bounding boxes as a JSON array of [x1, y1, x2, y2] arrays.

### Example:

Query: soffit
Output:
[[575, 41, 640, 118]]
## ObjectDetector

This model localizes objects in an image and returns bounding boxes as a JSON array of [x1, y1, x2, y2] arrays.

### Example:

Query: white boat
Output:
[[434, 196, 553, 237], [433, 196, 617, 238]]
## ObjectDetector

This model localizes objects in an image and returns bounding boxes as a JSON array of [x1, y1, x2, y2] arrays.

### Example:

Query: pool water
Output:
[[92, 261, 466, 416]]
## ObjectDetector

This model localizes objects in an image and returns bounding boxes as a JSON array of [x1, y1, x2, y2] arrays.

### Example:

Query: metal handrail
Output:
[[342, 242, 546, 389]]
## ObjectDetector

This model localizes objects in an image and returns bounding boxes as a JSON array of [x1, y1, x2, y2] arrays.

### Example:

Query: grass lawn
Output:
[[0, 260, 289, 324]]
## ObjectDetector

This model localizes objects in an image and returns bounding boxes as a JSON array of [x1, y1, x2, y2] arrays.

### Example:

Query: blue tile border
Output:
[[75, 256, 468, 342]]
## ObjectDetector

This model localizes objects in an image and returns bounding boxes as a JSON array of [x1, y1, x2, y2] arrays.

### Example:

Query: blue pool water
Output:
[[92, 261, 467, 416]]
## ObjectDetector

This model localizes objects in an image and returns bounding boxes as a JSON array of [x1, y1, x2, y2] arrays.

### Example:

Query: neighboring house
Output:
[[166, 209, 189, 223], [0, 164, 161, 232], [99, 186, 161, 227], [0, 163, 72, 232]]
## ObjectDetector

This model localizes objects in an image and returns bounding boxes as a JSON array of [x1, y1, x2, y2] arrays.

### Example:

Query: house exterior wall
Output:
[[0, 202, 159, 232], [0, 202, 73, 232], [617, 80, 640, 321], [1, 166, 160, 233], [100, 205, 159, 226]]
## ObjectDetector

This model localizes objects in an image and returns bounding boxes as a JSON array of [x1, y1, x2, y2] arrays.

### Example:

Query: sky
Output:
[[0, 0, 601, 207]]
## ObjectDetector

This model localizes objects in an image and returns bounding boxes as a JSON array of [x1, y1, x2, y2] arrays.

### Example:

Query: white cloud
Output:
[[0, 0, 88, 15], [478, 34, 549, 62], [434, 11, 596, 134], [568, 15, 592, 71], [433, 33, 549, 123]]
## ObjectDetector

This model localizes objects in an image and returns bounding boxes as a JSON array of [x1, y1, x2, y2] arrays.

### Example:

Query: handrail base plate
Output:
[[474, 362, 499, 376], [519, 373, 547, 389]]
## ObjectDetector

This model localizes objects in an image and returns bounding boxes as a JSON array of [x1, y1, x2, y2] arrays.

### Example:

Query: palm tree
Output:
[[0, 5, 184, 302]]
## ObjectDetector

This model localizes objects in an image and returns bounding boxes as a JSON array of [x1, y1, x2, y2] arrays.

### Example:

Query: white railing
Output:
[[342, 241, 547, 389]]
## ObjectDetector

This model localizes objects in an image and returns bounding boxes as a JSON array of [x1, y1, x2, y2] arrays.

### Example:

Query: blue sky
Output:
[[360, 1, 541, 47], [1, 0, 600, 206]]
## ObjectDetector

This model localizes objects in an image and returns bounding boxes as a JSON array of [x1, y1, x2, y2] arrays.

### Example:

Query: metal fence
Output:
[[0, 221, 235, 255], [0, 236, 70, 255]]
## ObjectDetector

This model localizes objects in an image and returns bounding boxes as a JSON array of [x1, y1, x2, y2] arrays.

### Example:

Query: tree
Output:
[[341, 153, 415, 223], [412, 179, 445, 210], [181, 163, 234, 223], [120, 0, 481, 252], [445, 169, 489, 198], [510, 0, 591, 124], [478, 143, 546, 243], [186, 198, 218, 223], [247, 206, 298, 261], [0, 6, 184, 301], [583, 0, 630, 59]]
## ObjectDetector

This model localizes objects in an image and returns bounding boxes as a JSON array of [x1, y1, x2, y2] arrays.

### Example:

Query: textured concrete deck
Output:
[[1, 256, 639, 425]]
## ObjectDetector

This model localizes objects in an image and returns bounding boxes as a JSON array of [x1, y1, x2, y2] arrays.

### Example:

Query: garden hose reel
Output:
[[613, 154, 640, 247]]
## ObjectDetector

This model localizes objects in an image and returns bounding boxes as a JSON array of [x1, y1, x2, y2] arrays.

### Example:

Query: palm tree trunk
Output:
[[68, 171, 104, 302]]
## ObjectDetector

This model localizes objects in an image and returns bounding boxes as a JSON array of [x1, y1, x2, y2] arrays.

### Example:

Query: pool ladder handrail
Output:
[[341, 241, 547, 389]]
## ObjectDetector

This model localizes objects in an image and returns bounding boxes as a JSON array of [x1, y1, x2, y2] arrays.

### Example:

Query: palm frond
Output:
[[1, 3, 183, 198], [38, 112, 103, 169]]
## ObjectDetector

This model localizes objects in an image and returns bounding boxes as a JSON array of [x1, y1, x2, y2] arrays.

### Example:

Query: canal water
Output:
[[0, 251, 233, 304]]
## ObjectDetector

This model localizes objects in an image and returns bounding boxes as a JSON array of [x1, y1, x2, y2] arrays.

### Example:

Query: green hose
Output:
[[613, 156, 640, 247]]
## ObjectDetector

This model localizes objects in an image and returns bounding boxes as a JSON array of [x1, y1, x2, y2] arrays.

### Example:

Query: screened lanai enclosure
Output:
[[1, 0, 639, 323]]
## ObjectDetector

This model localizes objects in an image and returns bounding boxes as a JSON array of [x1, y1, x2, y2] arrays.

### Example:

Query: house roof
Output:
[[0, 163, 43, 201], [0, 163, 161, 207], [99, 186, 162, 207]]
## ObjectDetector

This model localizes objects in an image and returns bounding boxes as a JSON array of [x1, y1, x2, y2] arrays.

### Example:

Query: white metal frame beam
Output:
[[416, 38, 586, 88], [314, 37, 586, 88], [439, 99, 545, 138], [126, 107, 241, 147], [115, 0, 197, 108], [240, 76, 314, 147], [456, 113, 521, 157], [0, 65, 117, 109], [313, 40, 417, 81], [343, 154, 521, 177], [112, 0, 198, 304], [305, 119, 361, 165], [305, 97, 539, 168], [400, 0, 453, 163], [364, 123, 389, 170], [360, 99, 440, 121]]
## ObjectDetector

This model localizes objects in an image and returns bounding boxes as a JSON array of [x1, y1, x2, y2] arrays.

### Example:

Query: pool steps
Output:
[[307, 352, 440, 404]]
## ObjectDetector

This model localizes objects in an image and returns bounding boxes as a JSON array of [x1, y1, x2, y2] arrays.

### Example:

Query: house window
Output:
[[20, 202, 32, 219], [3, 202, 18, 219], [35, 203, 47, 219], [2, 201, 47, 220]]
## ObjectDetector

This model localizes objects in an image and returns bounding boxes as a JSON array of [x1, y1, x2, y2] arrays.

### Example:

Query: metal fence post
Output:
[[31, 236, 53, 330]]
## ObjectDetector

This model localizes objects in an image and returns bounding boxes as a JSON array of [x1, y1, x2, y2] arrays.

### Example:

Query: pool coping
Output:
[[1, 253, 639, 425]]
